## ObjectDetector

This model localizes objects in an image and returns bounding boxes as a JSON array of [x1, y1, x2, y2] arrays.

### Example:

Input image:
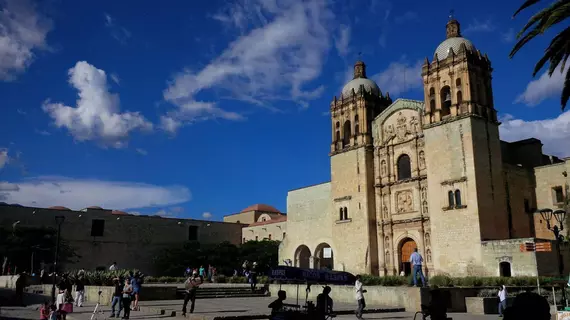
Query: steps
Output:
[[176, 286, 267, 299]]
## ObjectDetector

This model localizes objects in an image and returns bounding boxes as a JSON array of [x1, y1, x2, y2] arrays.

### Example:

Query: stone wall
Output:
[[0, 205, 244, 274], [279, 182, 333, 269], [503, 165, 535, 238], [243, 221, 287, 242], [534, 161, 570, 240]]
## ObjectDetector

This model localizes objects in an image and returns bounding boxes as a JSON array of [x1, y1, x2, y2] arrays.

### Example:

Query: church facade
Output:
[[278, 18, 570, 277]]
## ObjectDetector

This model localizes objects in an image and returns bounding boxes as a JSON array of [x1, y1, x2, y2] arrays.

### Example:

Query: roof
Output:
[[341, 77, 380, 97], [434, 37, 476, 61], [111, 210, 128, 215], [247, 215, 287, 227], [86, 206, 104, 210], [240, 204, 280, 213], [48, 206, 72, 210]]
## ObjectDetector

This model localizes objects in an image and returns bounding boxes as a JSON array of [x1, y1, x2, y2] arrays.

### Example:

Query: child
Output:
[[40, 301, 50, 320], [48, 305, 57, 320]]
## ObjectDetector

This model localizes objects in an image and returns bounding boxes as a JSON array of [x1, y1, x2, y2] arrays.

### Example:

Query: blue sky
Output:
[[0, 0, 568, 220]]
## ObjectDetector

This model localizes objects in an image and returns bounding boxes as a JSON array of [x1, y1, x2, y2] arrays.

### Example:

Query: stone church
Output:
[[278, 17, 570, 277]]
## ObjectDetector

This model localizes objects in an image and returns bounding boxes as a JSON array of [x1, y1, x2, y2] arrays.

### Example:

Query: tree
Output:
[[510, 0, 570, 110], [0, 225, 79, 274]]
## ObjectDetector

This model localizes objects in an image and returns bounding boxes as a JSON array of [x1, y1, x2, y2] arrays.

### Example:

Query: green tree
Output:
[[510, 0, 570, 110], [0, 225, 79, 273]]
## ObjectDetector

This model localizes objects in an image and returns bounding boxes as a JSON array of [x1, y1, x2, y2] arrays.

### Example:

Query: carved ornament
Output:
[[396, 190, 414, 213]]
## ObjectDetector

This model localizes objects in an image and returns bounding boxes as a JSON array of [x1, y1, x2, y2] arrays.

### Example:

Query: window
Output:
[[397, 154, 412, 180], [269, 234, 272, 240], [499, 262, 512, 277], [255, 236, 258, 241], [339, 208, 343, 220], [343, 207, 348, 220], [283, 232, 286, 239], [429, 87, 436, 112], [243, 237, 245, 243], [440, 86, 451, 116], [188, 226, 198, 241], [90, 219, 105, 237], [454, 190, 462, 206], [553, 186, 564, 204], [457, 91, 463, 104], [343, 120, 351, 147], [456, 78, 462, 87], [447, 191, 455, 208]]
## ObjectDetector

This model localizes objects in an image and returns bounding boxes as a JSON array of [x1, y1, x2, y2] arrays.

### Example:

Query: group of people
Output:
[[184, 264, 217, 282], [109, 271, 144, 319]]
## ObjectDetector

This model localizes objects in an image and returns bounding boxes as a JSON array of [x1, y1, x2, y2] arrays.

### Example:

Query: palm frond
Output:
[[514, 0, 567, 40], [561, 65, 570, 109], [513, 0, 542, 18]]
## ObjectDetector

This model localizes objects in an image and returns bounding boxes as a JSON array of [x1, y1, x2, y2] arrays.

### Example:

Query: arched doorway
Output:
[[295, 245, 311, 269], [499, 262, 512, 277], [399, 238, 417, 276], [315, 243, 334, 270]]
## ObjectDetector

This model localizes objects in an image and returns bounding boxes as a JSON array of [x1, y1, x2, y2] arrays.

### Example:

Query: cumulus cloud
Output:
[[500, 111, 570, 157], [202, 212, 213, 219], [515, 65, 567, 107], [372, 60, 423, 96], [161, 0, 334, 133], [334, 24, 350, 56], [42, 61, 153, 148], [0, 176, 191, 210], [0, 0, 52, 80]]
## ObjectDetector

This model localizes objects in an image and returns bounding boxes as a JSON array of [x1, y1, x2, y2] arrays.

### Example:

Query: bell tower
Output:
[[328, 60, 391, 275], [421, 16, 509, 276]]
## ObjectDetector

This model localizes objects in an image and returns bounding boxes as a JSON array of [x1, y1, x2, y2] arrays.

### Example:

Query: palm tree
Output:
[[510, 0, 570, 110]]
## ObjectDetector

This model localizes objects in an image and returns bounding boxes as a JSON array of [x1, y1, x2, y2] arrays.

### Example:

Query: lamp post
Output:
[[51, 216, 65, 304], [538, 208, 567, 306]]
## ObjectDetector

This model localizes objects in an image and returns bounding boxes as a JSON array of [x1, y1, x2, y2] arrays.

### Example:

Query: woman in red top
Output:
[[39, 301, 50, 320]]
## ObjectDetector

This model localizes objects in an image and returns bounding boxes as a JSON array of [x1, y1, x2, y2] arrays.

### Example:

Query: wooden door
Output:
[[400, 239, 417, 275]]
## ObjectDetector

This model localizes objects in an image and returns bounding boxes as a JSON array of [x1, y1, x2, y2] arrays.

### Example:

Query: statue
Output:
[[381, 160, 387, 176], [383, 205, 388, 219], [426, 249, 432, 263], [419, 151, 426, 169], [425, 232, 431, 246], [410, 116, 420, 134]]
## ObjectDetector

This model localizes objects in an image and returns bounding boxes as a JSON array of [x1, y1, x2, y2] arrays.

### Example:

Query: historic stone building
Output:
[[279, 17, 570, 277], [223, 204, 287, 243]]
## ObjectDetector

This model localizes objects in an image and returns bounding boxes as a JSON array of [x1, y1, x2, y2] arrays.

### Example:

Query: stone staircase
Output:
[[176, 286, 267, 299]]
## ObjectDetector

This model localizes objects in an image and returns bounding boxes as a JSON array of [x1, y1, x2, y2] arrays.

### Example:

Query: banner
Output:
[[269, 266, 356, 285]]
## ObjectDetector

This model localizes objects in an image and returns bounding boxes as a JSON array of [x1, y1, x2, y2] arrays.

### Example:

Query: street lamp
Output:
[[51, 216, 65, 304], [538, 208, 567, 306]]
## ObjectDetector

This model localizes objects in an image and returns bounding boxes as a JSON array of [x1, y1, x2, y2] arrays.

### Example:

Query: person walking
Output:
[[121, 278, 133, 319], [354, 275, 367, 319], [498, 285, 507, 317], [182, 271, 202, 316], [409, 248, 426, 287], [109, 262, 117, 271], [74, 277, 85, 307]]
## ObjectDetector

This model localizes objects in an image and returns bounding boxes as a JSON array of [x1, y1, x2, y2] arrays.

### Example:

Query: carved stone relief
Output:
[[384, 236, 390, 248], [410, 116, 420, 134], [385, 250, 391, 264], [381, 160, 387, 176], [384, 125, 395, 142], [417, 138, 425, 147], [419, 151, 426, 169], [383, 205, 388, 219], [426, 249, 432, 263], [396, 190, 413, 213], [424, 232, 431, 246], [422, 200, 429, 215], [396, 112, 409, 142], [420, 187, 427, 200]]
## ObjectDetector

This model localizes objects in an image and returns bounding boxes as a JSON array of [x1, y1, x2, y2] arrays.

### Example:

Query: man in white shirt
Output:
[[354, 275, 366, 319], [409, 248, 426, 287], [498, 285, 507, 317], [109, 262, 117, 271]]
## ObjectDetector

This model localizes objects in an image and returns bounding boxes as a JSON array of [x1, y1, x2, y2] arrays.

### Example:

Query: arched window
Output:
[[343, 207, 348, 220], [440, 86, 451, 116], [354, 115, 360, 135], [429, 88, 436, 112], [448, 191, 455, 208], [457, 91, 463, 105], [339, 208, 343, 220], [454, 190, 462, 207], [456, 78, 462, 87], [343, 120, 351, 147], [397, 154, 412, 180]]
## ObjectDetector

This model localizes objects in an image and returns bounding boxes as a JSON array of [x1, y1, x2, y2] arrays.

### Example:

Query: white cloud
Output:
[[0, 0, 52, 80], [110, 73, 120, 85], [502, 28, 515, 43], [161, 0, 334, 133], [372, 60, 423, 96], [515, 65, 567, 107], [104, 13, 131, 44], [135, 148, 147, 155], [0, 148, 8, 169], [464, 19, 495, 33], [334, 24, 350, 56], [42, 61, 153, 148], [0, 176, 191, 210], [500, 111, 570, 157], [35, 129, 50, 136], [202, 212, 213, 219]]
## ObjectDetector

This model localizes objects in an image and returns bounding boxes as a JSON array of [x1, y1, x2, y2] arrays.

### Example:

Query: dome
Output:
[[434, 37, 476, 61], [341, 78, 380, 97], [48, 206, 71, 211], [241, 204, 280, 213]]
